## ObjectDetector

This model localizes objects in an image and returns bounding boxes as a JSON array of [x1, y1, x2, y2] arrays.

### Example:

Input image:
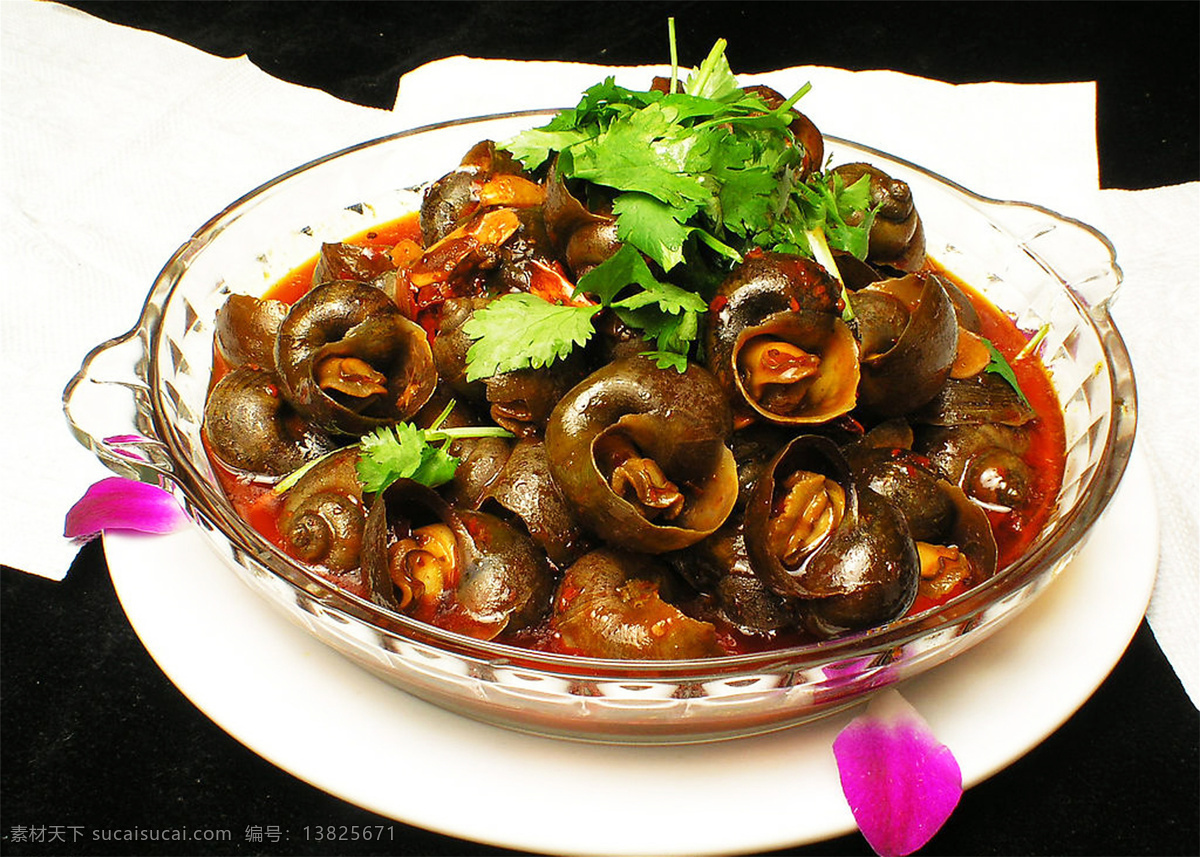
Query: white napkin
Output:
[[1092, 186, 1200, 707], [1, 0, 403, 576], [2, 3, 1195, 707]]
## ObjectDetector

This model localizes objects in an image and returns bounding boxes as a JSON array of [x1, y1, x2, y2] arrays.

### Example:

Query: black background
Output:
[[3, 3, 1198, 856]]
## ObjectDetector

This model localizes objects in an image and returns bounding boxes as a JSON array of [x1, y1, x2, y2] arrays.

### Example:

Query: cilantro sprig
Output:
[[463, 244, 706, 380], [581, 243, 707, 368], [469, 30, 880, 382], [357, 424, 460, 492], [270, 403, 512, 498], [502, 37, 874, 278], [355, 402, 512, 493]]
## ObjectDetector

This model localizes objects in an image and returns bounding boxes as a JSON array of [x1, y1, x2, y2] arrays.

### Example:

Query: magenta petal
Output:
[[833, 690, 962, 857], [102, 434, 155, 463], [64, 477, 188, 540], [102, 434, 149, 444]]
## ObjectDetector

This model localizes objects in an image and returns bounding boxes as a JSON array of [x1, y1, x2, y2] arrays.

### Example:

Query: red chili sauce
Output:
[[903, 268, 1066, 617], [206, 216, 1066, 655]]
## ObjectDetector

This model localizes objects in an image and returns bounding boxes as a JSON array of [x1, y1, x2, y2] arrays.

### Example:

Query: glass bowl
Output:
[[64, 110, 1136, 744]]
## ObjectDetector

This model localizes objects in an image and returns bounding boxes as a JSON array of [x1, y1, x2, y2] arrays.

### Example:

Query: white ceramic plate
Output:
[[103, 447, 1156, 857]]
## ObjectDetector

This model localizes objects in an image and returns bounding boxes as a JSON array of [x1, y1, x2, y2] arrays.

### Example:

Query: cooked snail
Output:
[[277, 447, 367, 573], [214, 294, 288, 372], [361, 478, 554, 640], [203, 365, 331, 475], [275, 280, 436, 434], [544, 355, 738, 554], [743, 435, 920, 634], [552, 549, 722, 659], [852, 273, 959, 417], [706, 252, 859, 426]]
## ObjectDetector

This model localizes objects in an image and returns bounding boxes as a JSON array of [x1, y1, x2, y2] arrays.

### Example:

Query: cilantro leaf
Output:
[[710, 145, 787, 239], [573, 77, 661, 121], [639, 349, 691, 373], [611, 192, 696, 271], [791, 174, 875, 259], [757, 172, 876, 263], [822, 173, 877, 259], [615, 302, 700, 357], [501, 78, 661, 170], [356, 424, 460, 493], [567, 102, 714, 209], [461, 293, 600, 381], [577, 244, 706, 315], [981, 337, 1031, 407], [502, 126, 592, 172], [580, 244, 706, 359], [481, 36, 881, 378], [356, 416, 514, 494], [501, 36, 871, 280], [462, 246, 710, 382], [834, 171, 873, 214], [656, 91, 751, 123]]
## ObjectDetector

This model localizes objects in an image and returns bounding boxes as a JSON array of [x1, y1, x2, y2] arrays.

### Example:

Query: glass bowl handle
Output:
[[973, 198, 1124, 310], [63, 326, 178, 484]]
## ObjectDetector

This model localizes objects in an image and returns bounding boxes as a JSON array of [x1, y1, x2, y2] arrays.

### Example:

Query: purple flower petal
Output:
[[815, 652, 901, 705], [64, 477, 188, 541], [102, 434, 155, 463], [833, 690, 962, 857], [103, 434, 149, 445]]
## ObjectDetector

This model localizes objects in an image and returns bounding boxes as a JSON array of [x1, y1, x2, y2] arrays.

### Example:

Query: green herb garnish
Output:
[[461, 293, 599, 382], [272, 447, 339, 495], [503, 38, 874, 275], [579, 243, 708, 361], [1015, 322, 1050, 361], [982, 337, 1031, 408], [463, 244, 706, 379], [468, 31, 878, 380], [355, 402, 512, 493], [800, 224, 856, 324]]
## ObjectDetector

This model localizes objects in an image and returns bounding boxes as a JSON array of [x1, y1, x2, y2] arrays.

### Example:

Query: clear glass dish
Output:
[[64, 110, 1136, 744]]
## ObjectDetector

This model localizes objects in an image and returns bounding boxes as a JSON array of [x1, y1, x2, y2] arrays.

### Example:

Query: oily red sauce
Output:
[[970, 287, 1066, 566], [263, 214, 424, 306], [940, 268, 1066, 565], [207, 218, 1067, 655], [904, 265, 1066, 616]]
